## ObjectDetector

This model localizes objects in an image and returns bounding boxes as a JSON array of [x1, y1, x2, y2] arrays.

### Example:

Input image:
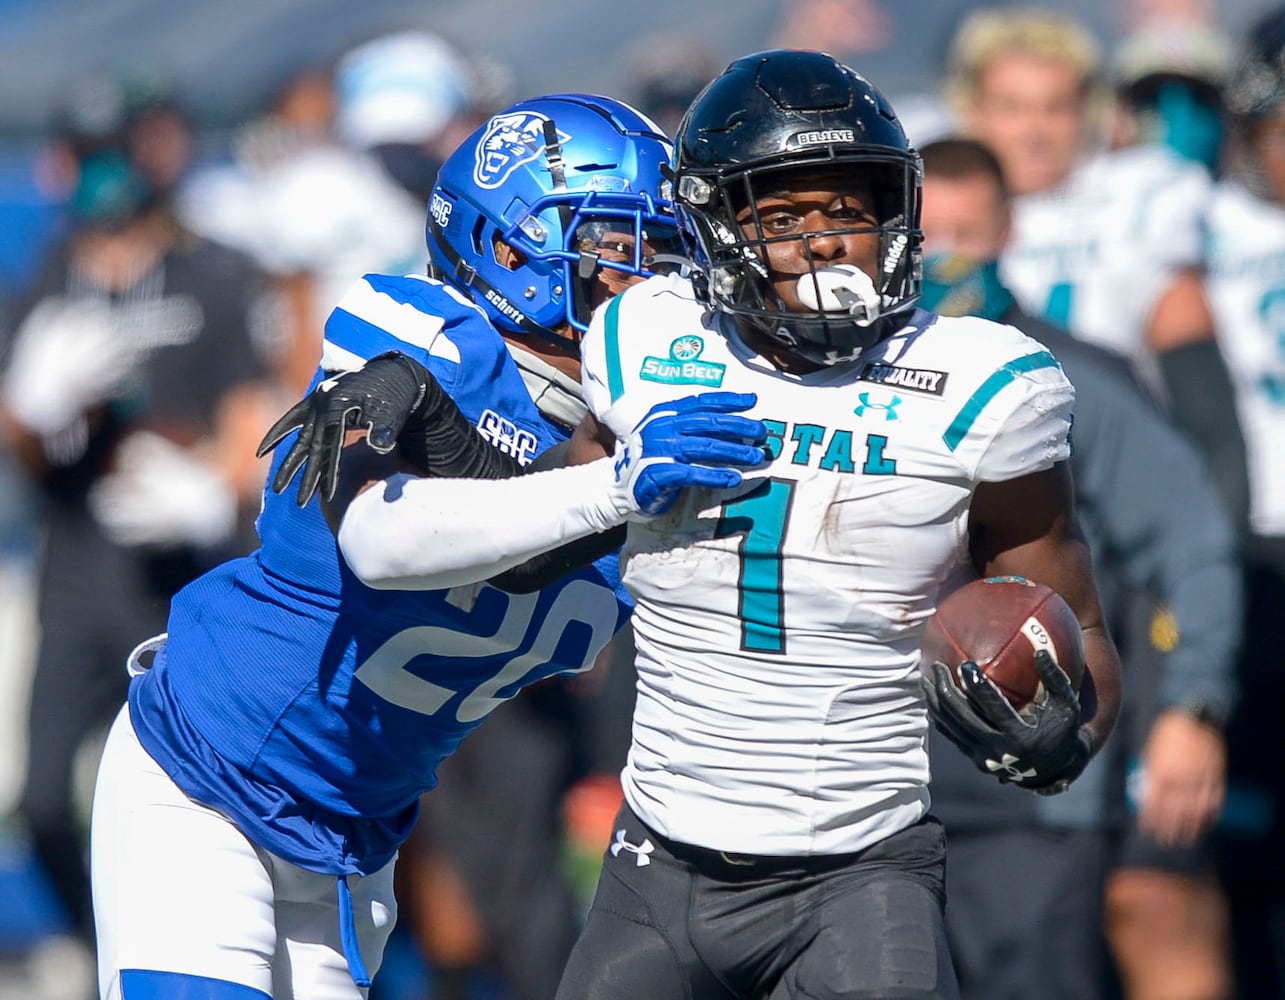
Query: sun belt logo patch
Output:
[[475, 111, 570, 190], [640, 336, 726, 387]]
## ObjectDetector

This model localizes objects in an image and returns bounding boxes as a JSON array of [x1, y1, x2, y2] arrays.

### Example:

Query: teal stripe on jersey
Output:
[[943, 351, 1060, 451], [603, 294, 626, 404]]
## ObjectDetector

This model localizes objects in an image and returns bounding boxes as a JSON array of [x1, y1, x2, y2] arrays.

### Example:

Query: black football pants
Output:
[[556, 803, 958, 999]]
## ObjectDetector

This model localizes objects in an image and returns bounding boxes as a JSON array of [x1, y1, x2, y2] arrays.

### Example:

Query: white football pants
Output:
[[91, 705, 397, 999]]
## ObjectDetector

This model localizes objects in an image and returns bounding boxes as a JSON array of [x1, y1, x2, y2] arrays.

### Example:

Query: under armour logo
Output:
[[853, 392, 901, 420], [609, 828, 654, 867], [985, 753, 1037, 781], [613, 445, 633, 483]]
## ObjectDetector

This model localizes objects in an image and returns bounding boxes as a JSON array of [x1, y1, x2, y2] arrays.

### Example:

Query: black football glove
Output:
[[922, 649, 1093, 795], [257, 351, 520, 506]]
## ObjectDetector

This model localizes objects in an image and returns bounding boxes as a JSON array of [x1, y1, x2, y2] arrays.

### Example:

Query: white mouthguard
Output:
[[795, 265, 881, 326]]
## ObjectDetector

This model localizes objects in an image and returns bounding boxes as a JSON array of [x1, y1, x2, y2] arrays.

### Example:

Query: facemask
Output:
[[919, 252, 1014, 322]]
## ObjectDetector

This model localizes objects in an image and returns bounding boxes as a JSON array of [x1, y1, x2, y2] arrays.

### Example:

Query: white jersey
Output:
[[580, 275, 1075, 855], [1001, 146, 1211, 385], [1205, 179, 1285, 537]]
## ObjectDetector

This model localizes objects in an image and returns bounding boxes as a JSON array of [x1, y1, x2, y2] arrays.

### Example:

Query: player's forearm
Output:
[[338, 458, 632, 590], [1080, 625, 1122, 756]]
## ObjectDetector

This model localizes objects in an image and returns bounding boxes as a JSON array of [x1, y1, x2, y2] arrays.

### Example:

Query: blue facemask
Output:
[[918, 253, 1014, 322]]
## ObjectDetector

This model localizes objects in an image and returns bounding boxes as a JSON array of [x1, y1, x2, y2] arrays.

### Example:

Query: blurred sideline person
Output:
[[918, 137, 1238, 1000], [178, 57, 346, 400], [1207, 9, 1285, 993], [947, 7, 1250, 535], [299, 50, 1123, 1000], [0, 77, 275, 976], [1108, 20, 1234, 175], [180, 44, 426, 400], [89, 93, 758, 1000], [623, 32, 723, 137], [334, 29, 508, 207]]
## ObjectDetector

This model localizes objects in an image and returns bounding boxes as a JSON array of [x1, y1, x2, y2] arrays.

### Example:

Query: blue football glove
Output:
[[922, 650, 1093, 795], [614, 392, 768, 517]]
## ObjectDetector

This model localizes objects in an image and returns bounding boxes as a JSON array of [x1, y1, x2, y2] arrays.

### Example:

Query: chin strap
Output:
[[506, 343, 588, 430]]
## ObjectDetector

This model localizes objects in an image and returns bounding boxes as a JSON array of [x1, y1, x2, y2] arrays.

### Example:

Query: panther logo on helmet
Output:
[[475, 111, 571, 190]]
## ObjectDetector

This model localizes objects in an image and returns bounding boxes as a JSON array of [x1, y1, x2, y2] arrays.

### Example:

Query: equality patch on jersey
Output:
[[640, 335, 726, 388], [475, 111, 570, 190], [858, 362, 948, 396]]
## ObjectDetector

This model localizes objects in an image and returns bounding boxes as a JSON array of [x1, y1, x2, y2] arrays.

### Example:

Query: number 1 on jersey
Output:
[[716, 478, 795, 654]]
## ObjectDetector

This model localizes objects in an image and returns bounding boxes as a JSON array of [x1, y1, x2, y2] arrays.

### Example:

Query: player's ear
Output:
[[493, 236, 526, 270]]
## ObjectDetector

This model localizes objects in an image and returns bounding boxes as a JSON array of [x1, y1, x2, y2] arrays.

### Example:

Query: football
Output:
[[921, 576, 1085, 714]]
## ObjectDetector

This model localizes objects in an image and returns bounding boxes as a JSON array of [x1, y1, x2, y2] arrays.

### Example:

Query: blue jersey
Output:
[[129, 273, 629, 877]]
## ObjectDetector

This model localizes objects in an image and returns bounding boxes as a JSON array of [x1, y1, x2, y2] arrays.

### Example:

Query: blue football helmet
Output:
[[427, 93, 679, 345]]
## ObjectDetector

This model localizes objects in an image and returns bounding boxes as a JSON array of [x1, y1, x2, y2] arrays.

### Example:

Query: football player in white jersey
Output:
[[1206, 10, 1285, 993], [291, 50, 1124, 999], [947, 8, 1250, 532]]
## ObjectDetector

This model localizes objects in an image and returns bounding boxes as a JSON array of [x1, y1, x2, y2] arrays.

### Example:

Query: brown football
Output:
[[921, 576, 1085, 714]]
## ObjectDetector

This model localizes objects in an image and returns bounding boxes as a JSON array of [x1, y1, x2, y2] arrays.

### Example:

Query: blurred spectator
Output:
[[0, 405, 38, 816], [1110, 20, 1235, 171], [767, 0, 894, 57], [947, 5, 1249, 531], [0, 79, 276, 987], [946, 10, 1250, 998], [919, 136, 1240, 1000], [180, 49, 426, 398], [1205, 7, 1285, 994], [622, 33, 722, 136], [335, 29, 505, 205]]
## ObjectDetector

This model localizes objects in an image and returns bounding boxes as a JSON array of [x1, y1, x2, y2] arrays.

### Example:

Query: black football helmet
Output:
[[672, 49, 923, 366]]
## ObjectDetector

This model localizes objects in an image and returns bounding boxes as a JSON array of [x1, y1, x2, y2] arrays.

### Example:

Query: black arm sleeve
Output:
[[1156, 340, 1251, 542], [488, 523, 628, 593], [485, 440, 625, 593], [397, 361, 523, 481]]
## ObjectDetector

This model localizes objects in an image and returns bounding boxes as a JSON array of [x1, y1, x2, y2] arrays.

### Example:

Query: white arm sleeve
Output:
[[338, 457, 631, 591]]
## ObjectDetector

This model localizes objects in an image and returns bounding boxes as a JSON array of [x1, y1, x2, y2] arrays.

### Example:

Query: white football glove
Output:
[[2, 297, 141, 436], [88, 431, 237, 550]]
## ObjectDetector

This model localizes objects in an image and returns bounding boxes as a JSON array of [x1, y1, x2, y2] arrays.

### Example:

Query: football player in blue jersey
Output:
[[88, 92, 766, 1000]]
